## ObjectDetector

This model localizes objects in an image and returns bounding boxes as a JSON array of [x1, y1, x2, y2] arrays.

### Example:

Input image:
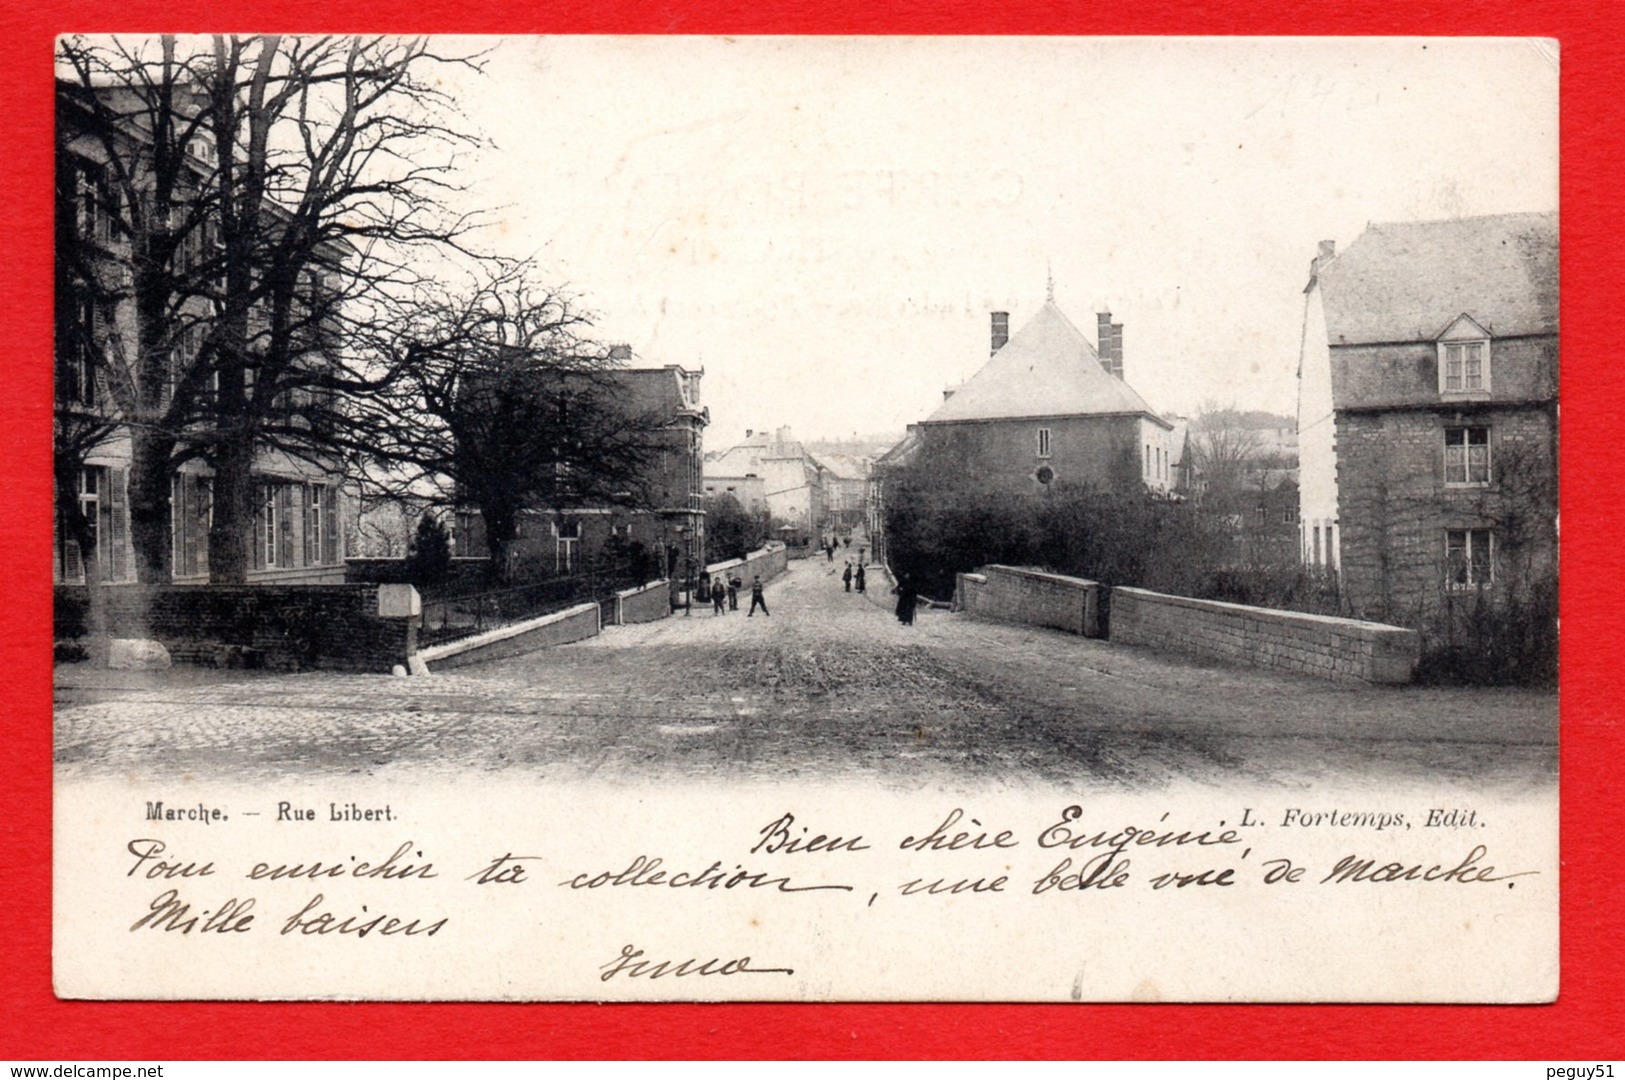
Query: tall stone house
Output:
[[454, 359, 709, 582], [1296, 213, 1558, 634], [810, 452, 870, 533], [55, 80, 351, 587], [912, 299, 1176, 496], [704, 427, 826, 537]]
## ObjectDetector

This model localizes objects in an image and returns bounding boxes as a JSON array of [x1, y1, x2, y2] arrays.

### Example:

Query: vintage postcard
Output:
[[51, 35, 1559, 1002]]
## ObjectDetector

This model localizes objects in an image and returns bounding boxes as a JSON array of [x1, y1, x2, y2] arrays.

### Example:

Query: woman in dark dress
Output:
[[894, 576, 916, 625]]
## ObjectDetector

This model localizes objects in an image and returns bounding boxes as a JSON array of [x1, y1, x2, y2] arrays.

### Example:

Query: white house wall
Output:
[[1296, 282, 1340, 569]]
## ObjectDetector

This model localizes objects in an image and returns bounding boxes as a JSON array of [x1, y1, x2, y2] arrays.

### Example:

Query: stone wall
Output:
[[416, 602, 601, 671], [956, 565, 1102, 637], [613, 580, 672, 625], [1109, 587, 1419, 684], [706, 541, 789, 588], [1334, 404, 1557, 628], [54, 584, 413, 673]]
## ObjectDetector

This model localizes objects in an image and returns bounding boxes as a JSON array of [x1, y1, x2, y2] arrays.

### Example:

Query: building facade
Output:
[[1296, 213, 1558, 633], [55, 80, 351, 588], [705, 427, 826, 536], [912, 301, 1176, 496], [455, 363, 708, 583]]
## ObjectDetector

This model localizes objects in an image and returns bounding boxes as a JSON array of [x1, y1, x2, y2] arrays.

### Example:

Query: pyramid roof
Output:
[[923, 301, 1164, 425]]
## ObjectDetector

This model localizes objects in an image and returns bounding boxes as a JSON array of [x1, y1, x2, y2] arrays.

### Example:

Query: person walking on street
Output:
[[728, 575, 741, 611], [712, 575, 727, 615], [894, 576, 917, 625], [855, 563, 866, 594], [748, 575, 770, 617], [842, 561, 853, 592]]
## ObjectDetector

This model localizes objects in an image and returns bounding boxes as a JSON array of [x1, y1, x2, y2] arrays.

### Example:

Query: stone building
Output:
[[912, 299, 1176, 496], [54, 79, 351, 587], [1296, 213, 1558, 633], [704, 427, 825, 536], [453, 360, 708, 583]]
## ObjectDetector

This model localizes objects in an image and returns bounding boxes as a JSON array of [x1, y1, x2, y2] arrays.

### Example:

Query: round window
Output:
[[1035, 465, 1055, 486]]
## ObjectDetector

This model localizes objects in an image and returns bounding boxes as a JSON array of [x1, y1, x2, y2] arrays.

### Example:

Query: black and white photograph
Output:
[[51, 35, 1558, 1001]]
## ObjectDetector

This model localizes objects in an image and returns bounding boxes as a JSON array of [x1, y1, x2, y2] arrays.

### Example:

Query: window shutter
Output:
[[323, 485, 339, 564], [254, 485, 268, 570], [108, 467, 129, 581]]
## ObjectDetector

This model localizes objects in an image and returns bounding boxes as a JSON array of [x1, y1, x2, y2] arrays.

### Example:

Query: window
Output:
[[1035, 465, 1055, 486], [1446, 528, 1494, 588], [61, 288, 100, 406], [1255, 505, 1266, 525], [254, 482, 297, 570], [1037, 428, 1052, 458], [171, 474, 212, 578], [304, 484, 325, 566], [257, 484, 280, 568], [1439, 334, 1490, 394], [1281, 506, 1297, 525], [556, 519, 581, 573], [1444, 427, 1490, 486]]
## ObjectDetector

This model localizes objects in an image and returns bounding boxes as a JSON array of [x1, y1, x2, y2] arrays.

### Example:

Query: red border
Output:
[[4, 2, 1621, 1061]]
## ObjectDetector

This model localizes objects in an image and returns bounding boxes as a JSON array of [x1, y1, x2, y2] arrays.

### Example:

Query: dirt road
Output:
[[55, 557, 1556, 789]]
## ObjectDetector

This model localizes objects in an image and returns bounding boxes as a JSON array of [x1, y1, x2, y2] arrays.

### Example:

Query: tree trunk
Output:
[[126, 426, 177, 583], [208, 428, 255, 583]]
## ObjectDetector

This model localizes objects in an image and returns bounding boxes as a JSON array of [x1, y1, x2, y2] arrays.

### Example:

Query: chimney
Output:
[[990, 311, 1009, 355], [1097, 311, 1124, 380], [1307, 240, 1337, 290], [608, 343, 632, 361]]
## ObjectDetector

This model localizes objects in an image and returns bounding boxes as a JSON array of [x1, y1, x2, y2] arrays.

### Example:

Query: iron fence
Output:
[[418, 564, 644, 646]]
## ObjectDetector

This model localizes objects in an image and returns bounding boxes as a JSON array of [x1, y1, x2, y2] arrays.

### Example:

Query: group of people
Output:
[[823, 536, 865, 563], [837, 555, 917, 625], [840, 559, 867, 594], [704, 573, 769, 617]]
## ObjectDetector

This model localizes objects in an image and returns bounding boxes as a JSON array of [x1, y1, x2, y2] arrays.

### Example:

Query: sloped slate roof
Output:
[[1319, 213, 1557, 344], [923, 301, 1161, 424]]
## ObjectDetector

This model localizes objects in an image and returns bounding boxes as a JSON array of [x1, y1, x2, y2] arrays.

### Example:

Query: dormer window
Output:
[[1438, 314, 1491, 395]]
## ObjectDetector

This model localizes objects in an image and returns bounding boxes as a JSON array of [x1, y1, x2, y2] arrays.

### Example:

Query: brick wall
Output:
[[417, 602, 601, 671], [55, 584, 412, 673], [1110, 587, 1419, 684], [956, 565, 1102, 637], [613, 580, 672, 625]]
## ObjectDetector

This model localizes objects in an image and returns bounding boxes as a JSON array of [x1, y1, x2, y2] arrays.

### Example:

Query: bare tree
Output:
[[55, 35, 486, 583], [1189, 402, 1267, 496], [346, 263, 666, 582]]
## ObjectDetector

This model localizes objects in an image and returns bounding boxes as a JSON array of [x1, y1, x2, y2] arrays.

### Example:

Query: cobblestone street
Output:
[[55, 557, 1557, 790]]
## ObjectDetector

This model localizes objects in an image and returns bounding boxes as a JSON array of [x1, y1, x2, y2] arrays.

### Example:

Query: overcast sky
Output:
[[439, 37, 1557, 446]]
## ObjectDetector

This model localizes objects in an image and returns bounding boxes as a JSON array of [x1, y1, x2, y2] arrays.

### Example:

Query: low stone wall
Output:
[[54, 584, 412, 673], [706, 541, 789, 588], [612, 580, 672, 625], [1109, 587, 1420, 684], [416, 602, 601, 671], [956, 565, 1103, 637]]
